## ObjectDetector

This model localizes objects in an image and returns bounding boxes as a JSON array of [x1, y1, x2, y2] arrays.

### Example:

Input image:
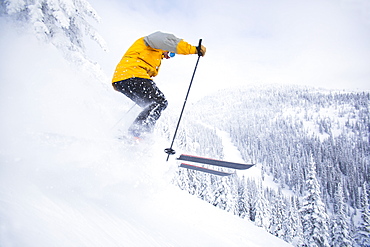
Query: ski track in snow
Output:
[[197, 123, 261, 178], [213, 127, 293, 196], [214, 128, 261, 178]]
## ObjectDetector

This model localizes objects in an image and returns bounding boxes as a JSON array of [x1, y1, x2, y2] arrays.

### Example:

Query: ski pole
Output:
[[165, 39, 203, 161]]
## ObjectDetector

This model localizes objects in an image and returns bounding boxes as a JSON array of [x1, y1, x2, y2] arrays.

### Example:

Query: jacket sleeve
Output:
[[176, 40, 197, 55], [144, 31, 197, 55]]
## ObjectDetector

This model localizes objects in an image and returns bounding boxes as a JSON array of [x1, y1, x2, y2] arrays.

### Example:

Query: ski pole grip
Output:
[[197, 39, 203, 56]]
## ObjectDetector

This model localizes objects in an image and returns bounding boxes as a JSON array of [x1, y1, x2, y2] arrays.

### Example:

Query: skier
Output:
[[112, 31, 206, 138]]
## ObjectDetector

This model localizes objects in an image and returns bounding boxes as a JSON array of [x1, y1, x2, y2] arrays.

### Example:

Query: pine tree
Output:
[[354, 181, 370, 247], [282, 197, 294, 244], [247, 178, 258, 222], [1, 0, 107, 71], [290, 196, 304, 246], [300, 154, 330, 247], [331, 182, 353, 246], [203, 175, 217, 205], [253, 181, 270, 230], [211, 179, 228, 210], [269, 188, 286, 238], [236, 176, 250, 219], [224, 176, 238, 215]]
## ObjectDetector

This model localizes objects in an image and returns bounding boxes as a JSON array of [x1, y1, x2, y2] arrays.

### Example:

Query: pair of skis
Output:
[[177, 154, 254, 176]]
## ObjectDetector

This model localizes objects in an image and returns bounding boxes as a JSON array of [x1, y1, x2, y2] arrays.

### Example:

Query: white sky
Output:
[[88, 0, 370, 100]]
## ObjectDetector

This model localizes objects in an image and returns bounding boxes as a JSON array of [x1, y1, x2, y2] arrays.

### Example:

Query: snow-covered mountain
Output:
[[174, 86, 370, 246], [0, 16, 293, 247]]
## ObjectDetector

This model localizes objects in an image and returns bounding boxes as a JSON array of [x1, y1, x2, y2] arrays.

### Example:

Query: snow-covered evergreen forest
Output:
[[1, 0, 369, 246], [168, 86, 370, 246]]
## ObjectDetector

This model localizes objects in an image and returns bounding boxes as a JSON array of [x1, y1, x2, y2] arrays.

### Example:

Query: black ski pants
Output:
[[113, 78, 168, 136]]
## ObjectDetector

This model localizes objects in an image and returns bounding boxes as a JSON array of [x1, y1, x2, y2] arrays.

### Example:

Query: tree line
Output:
[[163, 85, 370, 246]]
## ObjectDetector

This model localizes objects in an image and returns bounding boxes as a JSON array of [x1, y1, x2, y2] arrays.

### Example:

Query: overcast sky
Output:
[[88, 0, 370, 99]]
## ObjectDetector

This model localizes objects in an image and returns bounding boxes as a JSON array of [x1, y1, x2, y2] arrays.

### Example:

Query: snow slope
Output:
[[0, 22, 291, 246]]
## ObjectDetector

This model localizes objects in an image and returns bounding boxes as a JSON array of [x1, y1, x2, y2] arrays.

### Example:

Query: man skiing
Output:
[[112, 31, 206, 138]]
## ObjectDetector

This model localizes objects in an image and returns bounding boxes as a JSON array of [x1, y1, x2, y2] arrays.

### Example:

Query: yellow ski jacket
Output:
[[112, 32, 198, 83]]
